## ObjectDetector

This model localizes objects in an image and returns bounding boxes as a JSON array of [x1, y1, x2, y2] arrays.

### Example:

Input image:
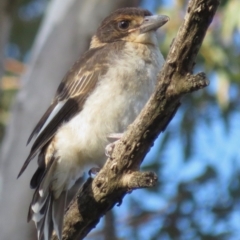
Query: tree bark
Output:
[[0, 1, 139, 239], [52, 0, 220, 239]]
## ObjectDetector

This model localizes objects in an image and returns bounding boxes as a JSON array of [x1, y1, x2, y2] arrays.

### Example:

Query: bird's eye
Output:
[[118, 20, 130, 30]]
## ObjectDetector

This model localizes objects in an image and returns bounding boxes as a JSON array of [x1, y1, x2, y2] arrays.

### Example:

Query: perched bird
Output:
[[18, 7, 169, 240]]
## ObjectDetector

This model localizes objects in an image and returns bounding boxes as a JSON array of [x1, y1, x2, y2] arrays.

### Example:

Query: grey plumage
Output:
[[18, 7, 168, 240]]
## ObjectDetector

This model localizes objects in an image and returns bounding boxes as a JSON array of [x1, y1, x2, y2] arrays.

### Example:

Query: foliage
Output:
[[0, 0, 44, 142]]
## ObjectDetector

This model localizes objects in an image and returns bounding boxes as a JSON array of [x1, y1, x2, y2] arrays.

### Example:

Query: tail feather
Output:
[[38, 159, 57, 198], [31, 189, 49, 216], [30, 167, 45, 189], [28, 162, 55, 222], [36, 195, 53, 240], [29, 159, 67, 239], [52, 191, 67, 240], [30, 189, 67, 239], [43, 195, 54, 240], [35, 195, 49, 240]]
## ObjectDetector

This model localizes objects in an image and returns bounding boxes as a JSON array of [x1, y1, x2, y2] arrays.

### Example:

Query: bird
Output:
[[18, 7, 169, 240]]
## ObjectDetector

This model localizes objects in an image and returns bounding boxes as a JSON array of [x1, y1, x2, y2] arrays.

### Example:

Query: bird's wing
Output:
[[18, 47, 108, 177]]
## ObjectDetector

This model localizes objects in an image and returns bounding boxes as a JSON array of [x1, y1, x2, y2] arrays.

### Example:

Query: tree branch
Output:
[[52, 0, 220, 239]]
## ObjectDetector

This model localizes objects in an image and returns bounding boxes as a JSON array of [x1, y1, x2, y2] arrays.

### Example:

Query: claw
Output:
[[105, 142, 116, 158], [105, 133, 123, 158], [88, 167, 101, 177]]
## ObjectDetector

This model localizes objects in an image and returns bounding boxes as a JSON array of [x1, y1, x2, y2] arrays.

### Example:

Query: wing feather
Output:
[[18, 46, 109, 177], [27, 101, 58, 145]]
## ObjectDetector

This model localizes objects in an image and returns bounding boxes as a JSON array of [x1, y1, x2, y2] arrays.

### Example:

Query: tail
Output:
[[28, 160, 67, 240]]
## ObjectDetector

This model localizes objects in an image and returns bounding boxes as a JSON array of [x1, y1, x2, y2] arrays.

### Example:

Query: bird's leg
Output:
[[107, 133, 124, 141], [105, 133, 123, 158], [89, 133, 124, 176]]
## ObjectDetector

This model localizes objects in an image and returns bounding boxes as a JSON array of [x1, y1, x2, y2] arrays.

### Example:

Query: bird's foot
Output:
[[105, 142, 117, 158], [105, 133, 123, 158]]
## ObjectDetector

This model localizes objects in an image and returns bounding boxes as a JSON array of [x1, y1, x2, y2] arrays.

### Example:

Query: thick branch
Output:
[[52, 0, 220, 239]]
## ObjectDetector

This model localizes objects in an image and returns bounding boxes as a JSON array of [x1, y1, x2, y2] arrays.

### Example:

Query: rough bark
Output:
[[52, 0, 220, 239], [0, 0, 139, 239]]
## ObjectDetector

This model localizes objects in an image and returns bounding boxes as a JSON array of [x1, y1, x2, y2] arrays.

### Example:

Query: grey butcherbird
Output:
[[18, 7, 169, 240]]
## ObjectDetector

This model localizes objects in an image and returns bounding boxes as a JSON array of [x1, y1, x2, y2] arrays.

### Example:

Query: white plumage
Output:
[[19, 8, 169, 240], [52, 41, 164, 194]]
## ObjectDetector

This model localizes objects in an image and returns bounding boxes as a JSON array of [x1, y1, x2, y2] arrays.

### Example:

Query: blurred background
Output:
[[0, 0, 239, 239]]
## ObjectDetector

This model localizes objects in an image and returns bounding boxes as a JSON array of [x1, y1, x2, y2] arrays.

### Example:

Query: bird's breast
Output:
[[53, 42, 164, 188]]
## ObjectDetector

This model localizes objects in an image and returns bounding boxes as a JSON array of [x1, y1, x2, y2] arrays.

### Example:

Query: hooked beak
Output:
[[139, 15, 169, 33]]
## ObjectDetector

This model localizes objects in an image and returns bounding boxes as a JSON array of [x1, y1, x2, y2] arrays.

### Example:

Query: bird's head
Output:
[[90, 7, 169, 48]]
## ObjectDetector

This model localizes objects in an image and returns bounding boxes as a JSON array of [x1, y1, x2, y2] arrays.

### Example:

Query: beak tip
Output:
[[140, 14, 170, 33], [161, 15, 170, 24]]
